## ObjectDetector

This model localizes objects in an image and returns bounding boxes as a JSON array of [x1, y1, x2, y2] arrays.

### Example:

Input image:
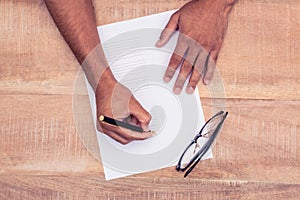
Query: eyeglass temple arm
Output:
[[184, 143, 210, 177], [176, 141, 195, 171], [184, 113, 228, 177]]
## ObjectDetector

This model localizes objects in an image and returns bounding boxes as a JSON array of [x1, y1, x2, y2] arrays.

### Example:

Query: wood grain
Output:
[[0, 0, 299, 99], [0, 0, 299, 199], [1, 95, 299, 181], [0, 174, 299, 200]]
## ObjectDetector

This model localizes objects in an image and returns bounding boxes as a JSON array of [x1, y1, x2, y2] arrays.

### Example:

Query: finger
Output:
[[203, 51, 218, 85], [186, 49, 207, 92], [164, 39, 188, 83], [96, 120, 102, 132], [187, 66, 201, 94], [173, 59, 193, 94], [102, 128, 131, 145], [101, 121, 154, 141], [194, 48, 209, 80], [164, 53, 182, 83], [129, 97, 152, 131], [174, 45, 200, 94], [97, 121, 131, 145], [156, 12, 179, 47]]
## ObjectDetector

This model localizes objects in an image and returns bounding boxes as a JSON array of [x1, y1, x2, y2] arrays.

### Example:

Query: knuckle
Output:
[[140, 114, 151, 124], [170, 55, 181, 65], [185, 56, 195, 64], [165, 67, 176, 77], [176, 80, 184, 88], [178, 71, 187, 81], [189, 79, 199, 87], [175, 76, 186, 87], [181, 62, 192, 72]]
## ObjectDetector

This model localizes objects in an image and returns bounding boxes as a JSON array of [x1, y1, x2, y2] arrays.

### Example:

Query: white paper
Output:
[[85, 10, 212, 180]]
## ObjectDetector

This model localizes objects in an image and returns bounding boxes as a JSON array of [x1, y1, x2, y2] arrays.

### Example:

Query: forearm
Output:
[[44, 0, 112, 90]]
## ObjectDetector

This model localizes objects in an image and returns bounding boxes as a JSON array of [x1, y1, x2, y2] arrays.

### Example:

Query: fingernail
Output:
[[186, 86, 194, 94], [164, 76, 171, 83], [204, 79, 211, 85], [174, 87, 181, 94]]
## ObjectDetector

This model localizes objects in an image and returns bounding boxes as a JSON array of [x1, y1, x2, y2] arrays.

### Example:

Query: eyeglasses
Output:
[[176, 111, 228, 177]]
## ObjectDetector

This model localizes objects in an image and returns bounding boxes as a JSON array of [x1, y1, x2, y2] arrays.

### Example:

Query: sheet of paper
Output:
[[85, 10, 212, 180]]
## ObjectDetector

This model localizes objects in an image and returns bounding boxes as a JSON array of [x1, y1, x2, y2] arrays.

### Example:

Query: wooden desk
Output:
[[0, 0, 299, 199]]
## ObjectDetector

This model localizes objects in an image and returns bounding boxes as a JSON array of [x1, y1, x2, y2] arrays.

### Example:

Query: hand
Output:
[[156, 0, 235, 94], [95, 69, 153, 144]]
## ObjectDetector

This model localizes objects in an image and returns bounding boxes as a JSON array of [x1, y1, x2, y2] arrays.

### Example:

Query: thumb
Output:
[[156, 12, 180, 47], [129, 96, 152, 131]]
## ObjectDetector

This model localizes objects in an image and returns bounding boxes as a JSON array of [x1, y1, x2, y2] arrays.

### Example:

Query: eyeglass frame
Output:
[[176, 111, 228, 177]]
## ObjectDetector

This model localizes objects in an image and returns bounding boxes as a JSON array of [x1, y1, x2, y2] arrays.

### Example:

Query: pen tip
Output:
[[149, 130, 156, 135]]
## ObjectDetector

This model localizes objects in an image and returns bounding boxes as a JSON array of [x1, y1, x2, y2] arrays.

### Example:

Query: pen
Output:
[[99, 115, 149, 133]]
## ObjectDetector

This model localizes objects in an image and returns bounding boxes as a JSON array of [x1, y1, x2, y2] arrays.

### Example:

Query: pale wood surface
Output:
[[0, 0, 299, 199]]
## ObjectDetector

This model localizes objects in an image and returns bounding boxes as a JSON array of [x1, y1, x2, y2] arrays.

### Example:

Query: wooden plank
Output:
[[0, 174, 299, 200], [0, 0, 299, 199], [0, 94, 101, 174], [0, 94, 299, 184], [216, 0, 300, 100], [0, 0, 299, 100]]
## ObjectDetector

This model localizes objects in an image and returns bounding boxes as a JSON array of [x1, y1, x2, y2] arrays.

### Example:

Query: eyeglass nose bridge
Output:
[[193, 142, 201, 154]]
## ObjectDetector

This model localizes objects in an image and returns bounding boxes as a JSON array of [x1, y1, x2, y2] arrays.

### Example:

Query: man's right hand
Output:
[[44, 1, 154, 144], [95, 69, 154, 144]]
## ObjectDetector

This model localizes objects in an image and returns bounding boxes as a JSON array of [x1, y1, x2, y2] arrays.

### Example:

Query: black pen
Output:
[[99, 115, 152, 133]]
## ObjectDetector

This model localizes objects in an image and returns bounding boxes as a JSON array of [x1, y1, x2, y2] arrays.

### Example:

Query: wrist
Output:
[[95, 68, 117, 94], [81, 45, 112, 91], [196, 0, 236, 15], [216, 0, 237, 15], [223, 0, 237, 15]]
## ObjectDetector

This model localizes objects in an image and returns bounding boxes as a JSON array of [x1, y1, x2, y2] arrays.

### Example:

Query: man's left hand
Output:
[[156, 0, 236, 94]]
